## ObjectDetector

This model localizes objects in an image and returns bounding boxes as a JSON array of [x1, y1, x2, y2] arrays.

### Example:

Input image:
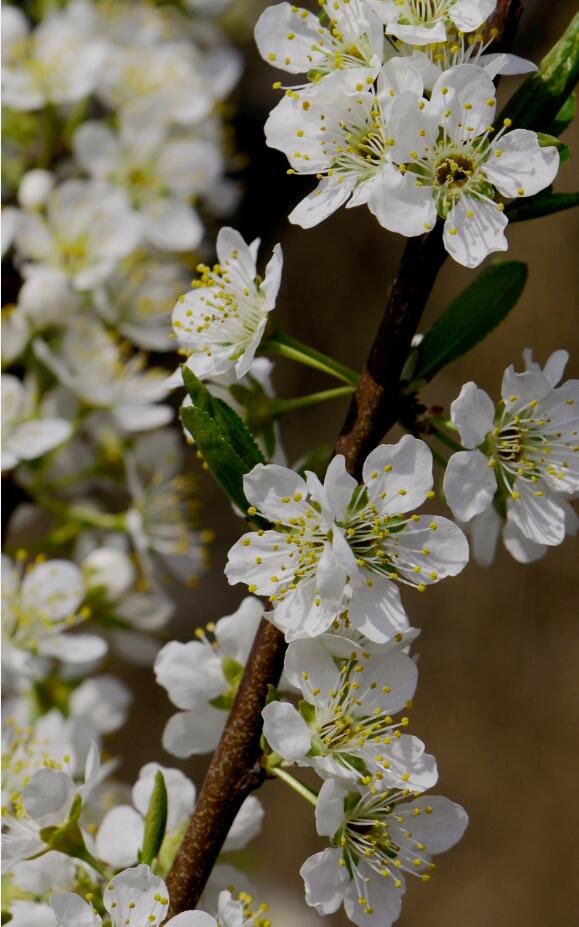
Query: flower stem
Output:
[[429, 424, 463, 453], [269, 766, 318, 807], [270, 385, 355, 417], [260, 331, 359, 387]]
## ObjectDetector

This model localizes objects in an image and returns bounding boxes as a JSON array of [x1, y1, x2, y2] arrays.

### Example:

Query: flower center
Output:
[[434, 154, 476, 188]]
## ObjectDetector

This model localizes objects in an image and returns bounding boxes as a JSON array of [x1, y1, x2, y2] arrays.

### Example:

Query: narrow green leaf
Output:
[[537, 133, 570, 162], [551, 92, 576, 135], [139, 771, 168, 866], [497, 12, 579, 132], [180, 405, 251, 513], [180, 366, 266, 513], [408, 261, 528, 387], [507, 187, 579, 222]]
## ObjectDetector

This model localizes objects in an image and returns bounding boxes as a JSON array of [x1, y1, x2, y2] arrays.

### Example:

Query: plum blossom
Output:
[[33, 317, 172, 433], [2, 374, 72, 471], [125, 429, 206, 589], [2, 555, 106, 683], [443, 349, 579, 561], [263, 639, 437, 791], [155, 597, 263, 757], [171, 227, 283, 382], [2, 741, 102, 869], [51, 864, 189, 927], [92, 255, 189, 352], [226, 436, 468, 643], [14, 179, 141, 291], [73, 119, 222, 252], [255, 0, 384, 96], [301, 779, 468, 927], [368, 65, 559, 266], [1, 5, 107, 111], [368, 0, 496, 44], [265, 58, 422, 228]]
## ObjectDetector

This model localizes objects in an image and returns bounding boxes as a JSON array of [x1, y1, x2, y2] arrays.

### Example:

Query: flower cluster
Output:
[[256, 0, 560, 266]]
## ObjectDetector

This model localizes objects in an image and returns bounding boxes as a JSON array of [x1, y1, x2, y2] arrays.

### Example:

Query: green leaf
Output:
[[497, 12, 579, 132], [551, 92, 576, 135], [506, 187, 579, 222], [181, 367, 266, 513], [139, 771, 168, 866], [408, 261, 528, 387], [537, 133, 570, 162]]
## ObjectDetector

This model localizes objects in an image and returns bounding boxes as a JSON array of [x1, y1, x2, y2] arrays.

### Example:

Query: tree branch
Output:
[[336, 227, 447, 477]]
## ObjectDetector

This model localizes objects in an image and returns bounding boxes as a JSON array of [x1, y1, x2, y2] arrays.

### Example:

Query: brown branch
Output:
[[166, 616, 286, 915], [335, 227, 447, 477]]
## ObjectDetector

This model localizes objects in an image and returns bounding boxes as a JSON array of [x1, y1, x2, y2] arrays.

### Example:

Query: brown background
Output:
[[110, 2, 579, 924]]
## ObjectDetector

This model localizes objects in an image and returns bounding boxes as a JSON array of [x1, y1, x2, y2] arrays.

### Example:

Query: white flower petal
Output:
[[300, 848, 349, 915], [469, 505, 502, 567], [51, 894, 101, 927], [392, 795, 468, 852], [21, 560, 85, 619], [243, 463, 308, 522], [430, 64, 496, 140], [443, 450, 497, 521], [502, 520, 546, 563], [262, 701, 313, 762], [347, 574, 409, 643], [223, 795, 264, 851], [162, 708, 226, 758], [254, 3, 326, 75], [363, 436, 433, 515], [450, 381, 495, 448], [315, 779, 346, 838], [485, 129, 559, 198], [95, 806, 145, 869], [289, 177, 357, 228], [449, 0, 495, 32], [507, 480, 566, 546], [444, 196, 508, 268], [103, 865, 168, 926], [154, 641, 225, 709]]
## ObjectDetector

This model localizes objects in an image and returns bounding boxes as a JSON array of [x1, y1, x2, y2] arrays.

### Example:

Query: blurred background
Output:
[[108, 1, 579, 924]]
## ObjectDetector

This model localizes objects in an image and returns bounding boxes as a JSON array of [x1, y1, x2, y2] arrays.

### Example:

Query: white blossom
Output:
[[368, 0, 496, 44], [2, 374, 72, 471], [265, 58, 422, 228], [226, 436, 468, 642], [14, 180, 141, 291], [33, 317, 172, 433], [18, 170, 55, 210], [1, 5, 107, 111], [263, 639, 437, 791], [2, 555, 106, 682], [2, 741, 102, 869], [368, 65, 559, 266], [92, 255, 189, 352], [443, 349, 579, 558], [73, 119, 221, 252], [51, 864, 192, 927], [255, 0, 384, 96], [155, 597, 263, 757], [125, 429, 206, 588], [171, 227, 283, 382], [301, 779, 467, 927]]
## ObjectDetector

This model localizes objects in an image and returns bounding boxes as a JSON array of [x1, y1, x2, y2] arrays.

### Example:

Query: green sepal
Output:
[[298, 700, 316, 725], [506, 186, 579, 222], [551, 92, 576, 135], [180, 367, 266, 515], [497, 12, 579, 132], [138, 771, 168, 866], [39, 799, 106, 876], [264, 683, 281, 706], [406, 261, 527, 389], [222, 655, 243, 685], [209, 692, 235, 711], [537, 132, 570, 162]]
